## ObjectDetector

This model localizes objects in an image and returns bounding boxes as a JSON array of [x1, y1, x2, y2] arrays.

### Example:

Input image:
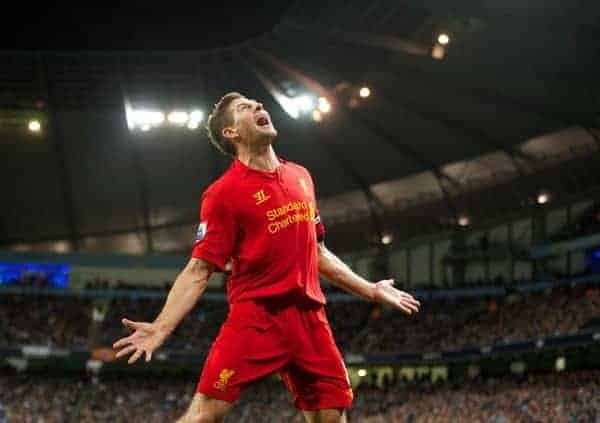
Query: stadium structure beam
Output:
[[37, 53, 81, 251], [585, 127, 600, 146], [310, 124, 389, 244], [352, 115, 459, 217], [259, 34, 534, 179], [277, 20, 431, 57], [379, 83, 534, 177], [390, 65, 600, 130], [273, 23, 597, 129], [251, 48, 462, 184]]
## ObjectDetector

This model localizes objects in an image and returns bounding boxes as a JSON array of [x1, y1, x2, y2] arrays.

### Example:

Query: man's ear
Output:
[[222, 126, 237, 140]]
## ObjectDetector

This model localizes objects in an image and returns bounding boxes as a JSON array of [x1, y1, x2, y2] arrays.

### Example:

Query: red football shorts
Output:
[[196, 294, 353, 410]]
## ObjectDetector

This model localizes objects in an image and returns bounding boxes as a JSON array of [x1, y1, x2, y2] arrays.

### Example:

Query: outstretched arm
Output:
[[113, 257, 214, 363], [317, 242, 420, 315]]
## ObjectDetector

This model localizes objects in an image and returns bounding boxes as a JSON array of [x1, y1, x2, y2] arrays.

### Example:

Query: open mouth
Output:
[[255, 112, 270, 127]]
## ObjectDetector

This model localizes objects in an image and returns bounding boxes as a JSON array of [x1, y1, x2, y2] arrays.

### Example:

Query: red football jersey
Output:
[[191, 157, 326, 304]]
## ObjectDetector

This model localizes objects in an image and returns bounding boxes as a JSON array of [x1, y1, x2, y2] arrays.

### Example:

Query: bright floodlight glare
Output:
[[167, 111, 189, 125], [189, 110, 204, 123], [318, 97, 331, 113], [438, 33, 450, 45], [295, 95, 315, 113], [140, 124, 151, 132], [125, 105, 135, 129], [359, 87, 371, 98], [555, 357, 566, 372], [28, 120, 41, 132], [312, 110, 323, 122], [187, 121, 200, 130], [127, 109, 165, 130], [458, 216, 470, 227], [381, 234, 392, 245], [537, 192, 550, 205], [279, 95, 300, 119], [357, 369, 368, 377]]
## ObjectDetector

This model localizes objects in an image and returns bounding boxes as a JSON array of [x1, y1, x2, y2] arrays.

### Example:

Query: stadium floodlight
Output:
[[279, 95, 301, 119], [555, 357, 566, 372], [189, 110, 204, 123], [167, 111, 189, 125], [359, 87, 371, 98], [357, 369, 367, 377], [458, 216, 470, 227], [28, 119, 41, 132], [437, 33, 450, 45], [295, 95, 315, 113], [536, 192, 550, 205], [312, 110, 323, 122], [317, 97, 331, 113], [126, 108, 165, 130], [188, 109, 204, 130]]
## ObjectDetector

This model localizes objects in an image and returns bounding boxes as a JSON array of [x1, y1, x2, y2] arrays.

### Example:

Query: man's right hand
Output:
[[112, 319, 170, 364]]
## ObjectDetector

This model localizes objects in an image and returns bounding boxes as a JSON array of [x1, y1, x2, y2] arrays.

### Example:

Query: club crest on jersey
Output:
[[195, 222, 207, 241], [213, 368, 235, 391], [253, 189, 271, 205]]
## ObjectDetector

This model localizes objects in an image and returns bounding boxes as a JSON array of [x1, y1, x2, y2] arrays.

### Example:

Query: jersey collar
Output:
[[233, 156, 287, 179]]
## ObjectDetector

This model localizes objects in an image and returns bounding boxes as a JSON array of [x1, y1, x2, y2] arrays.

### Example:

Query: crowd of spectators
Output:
[[351, 370, 600, 422], [357, 285, 600, 354], [100, 297, 228, 353], [1, 285, 599, 356], [0, 295, 91, 347], [83, 278, 172, 292], [1, 370, 599, 422]]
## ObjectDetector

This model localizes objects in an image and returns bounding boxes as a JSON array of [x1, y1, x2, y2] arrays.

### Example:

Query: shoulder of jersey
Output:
[[203, 165, 238, 198], [284, 160, 312, 178]]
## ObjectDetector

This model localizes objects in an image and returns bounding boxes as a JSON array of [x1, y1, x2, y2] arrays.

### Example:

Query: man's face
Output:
[[224, 97, 278, 147]]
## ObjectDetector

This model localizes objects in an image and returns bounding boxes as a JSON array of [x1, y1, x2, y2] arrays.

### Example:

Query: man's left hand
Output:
[[372, 279, 421, 315]]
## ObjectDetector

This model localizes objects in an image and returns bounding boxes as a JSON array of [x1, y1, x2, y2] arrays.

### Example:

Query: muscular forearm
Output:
[[318, 244, 375, 301], [153, 258, 213, 334]]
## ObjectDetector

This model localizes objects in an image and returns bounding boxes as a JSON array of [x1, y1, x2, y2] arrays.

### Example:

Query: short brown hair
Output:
[[206, 92, 243, 157]]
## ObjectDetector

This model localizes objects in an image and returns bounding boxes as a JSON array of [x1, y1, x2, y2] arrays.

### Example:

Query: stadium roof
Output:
[[1, 1, 599, 254]]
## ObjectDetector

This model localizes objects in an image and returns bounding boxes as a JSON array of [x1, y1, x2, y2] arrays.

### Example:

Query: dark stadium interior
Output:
[[1, 1, 600, 422]]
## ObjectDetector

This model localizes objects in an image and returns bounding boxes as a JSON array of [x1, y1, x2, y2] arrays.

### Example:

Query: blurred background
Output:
[[1, 1, 600, 421]]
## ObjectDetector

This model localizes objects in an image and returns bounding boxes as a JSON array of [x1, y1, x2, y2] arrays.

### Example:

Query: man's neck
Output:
[[237, 144, 280, 172]]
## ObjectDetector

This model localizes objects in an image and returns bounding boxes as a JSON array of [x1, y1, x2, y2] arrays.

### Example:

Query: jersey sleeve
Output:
[[191, 187, 237, 271], [306, 169, 326, 243], [315, 209, 325, 243]]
